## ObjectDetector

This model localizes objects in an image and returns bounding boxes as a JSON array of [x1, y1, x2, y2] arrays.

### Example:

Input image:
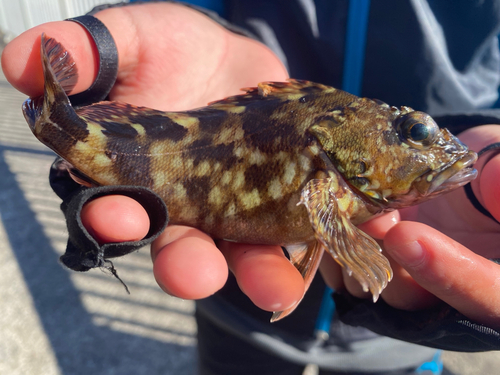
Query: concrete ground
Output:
[[0, 63, 499, 375]]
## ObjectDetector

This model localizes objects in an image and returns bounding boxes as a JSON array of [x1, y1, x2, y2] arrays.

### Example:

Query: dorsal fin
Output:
[[41, 33, 78, 96], [207, 79, 335, 107]]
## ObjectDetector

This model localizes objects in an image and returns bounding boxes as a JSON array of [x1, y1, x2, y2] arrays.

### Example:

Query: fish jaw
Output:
[[389, 149, 478, 209], [415, 150, 478, 196]]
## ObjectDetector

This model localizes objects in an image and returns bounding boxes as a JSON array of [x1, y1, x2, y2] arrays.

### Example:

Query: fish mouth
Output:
[[414, 150, 478, 196]]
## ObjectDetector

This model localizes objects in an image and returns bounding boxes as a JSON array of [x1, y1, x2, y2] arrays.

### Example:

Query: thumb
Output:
[[384, 221, 500, 328]]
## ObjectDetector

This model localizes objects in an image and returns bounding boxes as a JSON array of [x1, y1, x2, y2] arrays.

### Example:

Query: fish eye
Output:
[[409, 122, 429, 141], [398, 114, 438, 148]]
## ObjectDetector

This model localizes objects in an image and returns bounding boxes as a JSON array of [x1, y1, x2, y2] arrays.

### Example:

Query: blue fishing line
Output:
[[314, 0, 371, 338]]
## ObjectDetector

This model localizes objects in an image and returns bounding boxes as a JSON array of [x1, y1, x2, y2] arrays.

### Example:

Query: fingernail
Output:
[[390, 240, 426, 268]]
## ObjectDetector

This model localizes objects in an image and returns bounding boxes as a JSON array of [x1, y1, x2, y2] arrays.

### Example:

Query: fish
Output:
[[23, 34, 478, 321]]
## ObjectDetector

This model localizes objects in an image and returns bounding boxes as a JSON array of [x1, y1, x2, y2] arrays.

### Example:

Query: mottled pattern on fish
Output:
[[23, 35, 477, 321]]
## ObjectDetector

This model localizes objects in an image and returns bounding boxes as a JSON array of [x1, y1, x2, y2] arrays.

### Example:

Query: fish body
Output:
[[24, 35, 477, 320]]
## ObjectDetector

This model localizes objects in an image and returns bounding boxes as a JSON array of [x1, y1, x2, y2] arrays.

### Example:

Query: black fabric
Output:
[[196, 305, 424, 375], [50, 160, 168, 274], [463, 143, 500, 224], [334, 292, 500, 352], [66, 15, 119, 107]]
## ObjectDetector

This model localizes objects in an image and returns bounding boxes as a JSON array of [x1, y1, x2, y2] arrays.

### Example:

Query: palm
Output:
[[104, 3, 287, 111], [413, 188, 500, 259]]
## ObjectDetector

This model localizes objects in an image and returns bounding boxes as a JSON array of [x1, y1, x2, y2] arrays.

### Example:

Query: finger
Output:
[[379, 254, 440, 310], [479, 154, 500, 222], [218, 242, 304, 312], [459, 125, 500, 221], [151, 225, 228, 299], [384, 221, 500, 327], [1, 5, 141, 97], [357, 210, 400, 240], [318, 251, 344, 291], [80, 195, 150, 244]]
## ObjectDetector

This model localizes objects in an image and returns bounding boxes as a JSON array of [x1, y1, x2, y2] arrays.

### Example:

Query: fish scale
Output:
[[23, 34, 478, 321]]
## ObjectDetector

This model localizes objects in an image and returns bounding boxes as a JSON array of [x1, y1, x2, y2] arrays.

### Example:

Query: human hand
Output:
[[2, 3, 304, 313], [321, 125, 500, 328]]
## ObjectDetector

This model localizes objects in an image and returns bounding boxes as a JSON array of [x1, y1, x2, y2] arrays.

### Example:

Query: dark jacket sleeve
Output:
[[334, 292, 500, 352]]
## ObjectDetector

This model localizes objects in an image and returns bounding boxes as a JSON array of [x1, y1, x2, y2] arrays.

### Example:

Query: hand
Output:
[[321, 125, 500, 328], [2, 3, 304, 313]]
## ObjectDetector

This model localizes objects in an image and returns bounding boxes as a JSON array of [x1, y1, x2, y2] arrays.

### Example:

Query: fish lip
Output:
[[415, 150, 478, 196]]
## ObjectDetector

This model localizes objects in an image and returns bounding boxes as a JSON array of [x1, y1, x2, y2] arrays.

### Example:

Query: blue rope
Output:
[[342, 0, 371, 96]]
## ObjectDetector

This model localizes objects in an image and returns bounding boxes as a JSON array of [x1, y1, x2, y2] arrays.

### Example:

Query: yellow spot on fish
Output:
[[239, 188, 261, 210], [234, 146, 245, 158], [74, 140, 93, 154], [268, 178, 282, 199], [384, 163, 393, 175], [426, 174, 433, 182], [309, 144, 320, 155], [184, 158, 194, 171], [249, 149, 267, 165], [365, 190, 381, 199], [208, 186, 223, 207], [195, 160, 211, 176], [131, 123, 146, 136], [153, 170, 168, 191], [226, 106, 246, 114], [213, 162, 222, 172], [329, 176, 339, 192], [173, 182, 187, 197], [170, 155, 184, 171], [298, 154, 312, 172], [169, 114, 199, 128], [221, 170, 232, 185], [274, 151, 288, 162], [283, 161, 296, 185], [93, 154, 112, 168], [337, 195, 351, 212], [233, 170, 245, 190], [214, 127, 234, 144], [233, 126, 245, 141]]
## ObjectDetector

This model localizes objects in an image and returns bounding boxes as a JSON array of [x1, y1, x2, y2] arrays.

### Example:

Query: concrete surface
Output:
[[0, 61, 499, 375]]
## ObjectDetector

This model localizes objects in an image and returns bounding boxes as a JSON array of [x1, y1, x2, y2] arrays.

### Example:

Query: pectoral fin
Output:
[[271, 242, 324, 322], [299, 178, 393, 302]]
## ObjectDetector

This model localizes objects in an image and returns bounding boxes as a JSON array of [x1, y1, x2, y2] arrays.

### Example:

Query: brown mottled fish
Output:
[[24, 34, 477, 321]]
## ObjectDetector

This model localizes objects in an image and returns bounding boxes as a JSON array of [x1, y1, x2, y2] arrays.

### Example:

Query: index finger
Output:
[[1, 20, 99, 97]]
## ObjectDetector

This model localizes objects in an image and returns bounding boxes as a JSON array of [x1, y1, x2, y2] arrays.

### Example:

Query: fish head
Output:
[[311, 100, 477, 208]]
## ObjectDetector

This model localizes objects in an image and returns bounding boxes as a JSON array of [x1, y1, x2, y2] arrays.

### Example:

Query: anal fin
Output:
[[271, 242, 324, 322]]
